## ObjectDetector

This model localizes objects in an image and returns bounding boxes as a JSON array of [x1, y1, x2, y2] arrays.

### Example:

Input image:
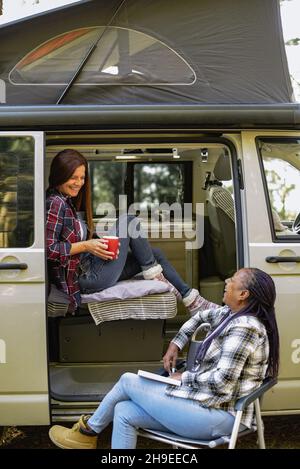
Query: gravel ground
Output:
[[1, 415, 300, 449]]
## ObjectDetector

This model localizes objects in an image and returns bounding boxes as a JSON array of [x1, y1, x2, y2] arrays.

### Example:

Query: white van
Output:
[[1, 113, 300, 428], [0, 0, 300, 431]]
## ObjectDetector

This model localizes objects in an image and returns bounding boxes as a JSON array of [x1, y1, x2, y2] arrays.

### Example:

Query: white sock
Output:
[[182, 288, 199, 307], [142, 264, 163, 280]]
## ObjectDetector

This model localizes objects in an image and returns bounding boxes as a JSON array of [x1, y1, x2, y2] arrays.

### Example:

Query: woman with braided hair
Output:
[[49, 267, 279, 449]]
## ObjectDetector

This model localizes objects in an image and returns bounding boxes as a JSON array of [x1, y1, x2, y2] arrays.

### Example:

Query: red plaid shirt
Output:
[[46, 190, 82, 311]]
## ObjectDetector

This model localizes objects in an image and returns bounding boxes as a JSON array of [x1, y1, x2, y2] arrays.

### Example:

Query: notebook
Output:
[[138, 369, 181, 386]]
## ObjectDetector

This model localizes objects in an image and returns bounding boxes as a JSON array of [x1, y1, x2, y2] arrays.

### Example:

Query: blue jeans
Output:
[[79, 215, 190, 297], [87, 372, 235, 449]]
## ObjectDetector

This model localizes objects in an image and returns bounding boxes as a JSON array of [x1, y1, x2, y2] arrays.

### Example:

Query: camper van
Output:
[[1, 0, 300, 431]]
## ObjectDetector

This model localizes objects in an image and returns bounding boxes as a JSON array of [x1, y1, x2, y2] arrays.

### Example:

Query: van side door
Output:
[[242, 131, 300, 413], [0, 132, 49, 424]]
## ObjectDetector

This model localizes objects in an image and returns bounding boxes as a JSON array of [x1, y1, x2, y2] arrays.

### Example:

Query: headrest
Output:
[[213, 153, 231, 181], [272, 209, 286, 232]]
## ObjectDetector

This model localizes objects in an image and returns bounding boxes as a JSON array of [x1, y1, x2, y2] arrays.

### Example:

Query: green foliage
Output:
[[90, 162, 126, 215], [265, 167, 296, 220], [134, 163, 184, 208], [285, 38, 300, 46], [90, 161, 185, 215]]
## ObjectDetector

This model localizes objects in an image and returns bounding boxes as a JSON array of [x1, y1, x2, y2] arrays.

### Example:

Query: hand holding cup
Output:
[[102, 236, 120, 260]]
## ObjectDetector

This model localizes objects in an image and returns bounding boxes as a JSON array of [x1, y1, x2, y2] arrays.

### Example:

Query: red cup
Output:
[[102, 236, 119, 259]]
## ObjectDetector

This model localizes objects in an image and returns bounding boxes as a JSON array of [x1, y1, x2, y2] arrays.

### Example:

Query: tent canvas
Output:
[[0, 0, 293, 105]]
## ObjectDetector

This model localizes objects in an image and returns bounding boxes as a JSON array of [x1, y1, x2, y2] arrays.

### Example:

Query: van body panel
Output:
[[0, 284, 47, 391], [0, 131, 49, 424], [223, 133, 251, 268], [0, 394, 49, 426], [241, 130, 300, 411], [262, 380, 300, 412], [0, 250, 45, 282]]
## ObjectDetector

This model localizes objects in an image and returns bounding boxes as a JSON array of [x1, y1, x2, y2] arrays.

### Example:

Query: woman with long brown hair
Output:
[[46, 149, 207, 313]]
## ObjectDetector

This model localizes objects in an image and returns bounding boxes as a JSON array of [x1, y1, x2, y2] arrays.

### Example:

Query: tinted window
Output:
[[133, 163, 187, 210], [0, 137, 34, 248], [259, 138, 300, 238], [89, 161, 126, 216], [89, 160, 191, 217]]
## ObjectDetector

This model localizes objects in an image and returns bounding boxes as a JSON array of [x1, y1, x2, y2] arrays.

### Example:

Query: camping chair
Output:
[[138, 321, 276, 450], [137, 376, 277, 449]]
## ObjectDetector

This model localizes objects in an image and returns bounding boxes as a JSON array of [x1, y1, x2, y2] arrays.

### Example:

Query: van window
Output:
[[10, 27, 196, 86], [133, 162, 188, 210], [89, 161, 127, 216], [0, 137, 34, 248], [89, 160, 191, 217], [258, 138, 300, 238]]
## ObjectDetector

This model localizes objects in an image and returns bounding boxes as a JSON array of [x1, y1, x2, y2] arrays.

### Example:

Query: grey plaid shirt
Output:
[[166, 306, 269, 428]]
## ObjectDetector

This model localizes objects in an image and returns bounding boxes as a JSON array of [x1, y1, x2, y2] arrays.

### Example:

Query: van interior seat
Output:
[[48, 278, 175, 321], [205, 152, 236, 281], [48, 282, 177, 366]]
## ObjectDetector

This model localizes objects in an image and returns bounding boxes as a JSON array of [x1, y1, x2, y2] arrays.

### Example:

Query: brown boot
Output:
[[49, 415, 98, 449]]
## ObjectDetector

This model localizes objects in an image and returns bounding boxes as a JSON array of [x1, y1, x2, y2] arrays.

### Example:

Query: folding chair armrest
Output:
[[234, 377, 277, 411]]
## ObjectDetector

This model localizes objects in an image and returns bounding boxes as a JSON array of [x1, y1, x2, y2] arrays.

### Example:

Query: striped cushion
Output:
[[48, 302, 69, 318], [87, 292, 177, 325]]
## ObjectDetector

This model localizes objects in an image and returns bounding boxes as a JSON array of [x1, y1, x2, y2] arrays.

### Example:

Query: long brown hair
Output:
[[47, 149, 93, 238]]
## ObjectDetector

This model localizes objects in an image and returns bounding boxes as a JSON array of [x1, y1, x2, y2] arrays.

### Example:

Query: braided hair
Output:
[[239, 268, 280, 378], [195, 268, 280, 378]]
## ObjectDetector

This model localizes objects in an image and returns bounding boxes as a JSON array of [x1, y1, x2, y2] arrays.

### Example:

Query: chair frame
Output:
[[138, 377, 277, 449]]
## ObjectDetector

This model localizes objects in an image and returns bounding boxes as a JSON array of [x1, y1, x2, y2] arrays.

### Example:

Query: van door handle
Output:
[[0, 263, 28, 270], [266, 256, 300, 263]]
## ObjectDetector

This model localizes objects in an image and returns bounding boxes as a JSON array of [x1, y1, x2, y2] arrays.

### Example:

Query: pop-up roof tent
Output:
[[0, 0, 294, 105]]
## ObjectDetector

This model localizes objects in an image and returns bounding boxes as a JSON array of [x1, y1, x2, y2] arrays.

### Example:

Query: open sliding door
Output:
[[0, 132, 49, 425]]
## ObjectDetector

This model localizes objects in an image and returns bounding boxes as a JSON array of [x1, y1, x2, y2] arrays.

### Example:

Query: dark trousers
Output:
[[79, 215, 190, 297]]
